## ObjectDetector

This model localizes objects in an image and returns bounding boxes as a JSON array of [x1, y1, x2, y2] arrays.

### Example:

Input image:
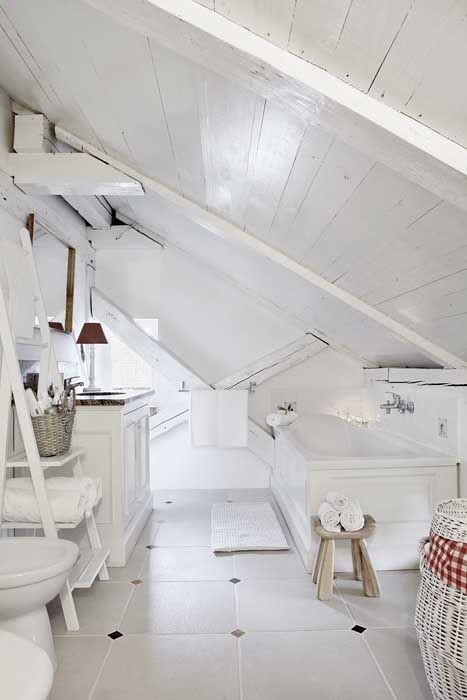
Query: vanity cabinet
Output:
[[72, 391, 153, 566]]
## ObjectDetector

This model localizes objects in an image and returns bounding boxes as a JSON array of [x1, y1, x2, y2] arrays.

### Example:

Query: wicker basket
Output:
[[31, 390, 76, 458], [415, 500, 467, 700]]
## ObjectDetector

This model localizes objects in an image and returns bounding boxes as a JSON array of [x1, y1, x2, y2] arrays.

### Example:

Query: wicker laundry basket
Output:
[[31, 390, 75, 458], [415, 499, 467, 700]]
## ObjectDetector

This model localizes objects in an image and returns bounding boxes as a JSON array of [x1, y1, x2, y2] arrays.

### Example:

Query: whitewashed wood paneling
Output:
[[243, 100, 307, 239], [369, 0, 467, 147], [197, 69, 264, 224], [148, 42, 206, 204], [289, 0, 412, 91], [283, 140, 374, 261], [216, 0, 296, 48]]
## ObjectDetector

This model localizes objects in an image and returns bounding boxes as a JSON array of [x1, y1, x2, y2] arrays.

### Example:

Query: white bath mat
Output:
[[211, 502, 290, 552]]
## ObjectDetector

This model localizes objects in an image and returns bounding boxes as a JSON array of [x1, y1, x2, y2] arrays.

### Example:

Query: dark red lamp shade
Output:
[[76, 322, 108, 345]]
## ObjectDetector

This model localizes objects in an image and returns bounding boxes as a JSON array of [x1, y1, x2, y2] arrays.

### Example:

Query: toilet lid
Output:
[[0, 537, 79, 588], [0, 630, 54, 700]]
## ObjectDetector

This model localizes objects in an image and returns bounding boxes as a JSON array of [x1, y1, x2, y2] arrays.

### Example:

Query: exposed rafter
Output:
[[57, 126, 467, 369], [6, 153, 144, 197], [83, 0, 467, 211]]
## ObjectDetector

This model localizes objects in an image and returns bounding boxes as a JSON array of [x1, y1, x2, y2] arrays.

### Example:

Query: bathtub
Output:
[[272, 414, 458, 572]]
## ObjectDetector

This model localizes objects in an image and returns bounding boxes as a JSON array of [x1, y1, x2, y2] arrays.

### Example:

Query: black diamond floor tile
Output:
[[351, 625, 366, 634], [108, 630, 124, 640], [229, 578, 241, 584], [230, 629, 245, 638]]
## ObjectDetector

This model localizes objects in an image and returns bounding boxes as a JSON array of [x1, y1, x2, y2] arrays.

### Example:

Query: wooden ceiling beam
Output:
[[83, 0, 467, 211]]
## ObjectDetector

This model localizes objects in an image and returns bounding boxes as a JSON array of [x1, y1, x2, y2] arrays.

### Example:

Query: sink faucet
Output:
[[379, 392, 415, 415]]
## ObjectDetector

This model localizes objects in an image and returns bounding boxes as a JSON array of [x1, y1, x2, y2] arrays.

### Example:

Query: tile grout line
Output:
[[362, 635, 399, 700], [233, 573, 245, 700], [87, 562, 146, 700], [336, 583, 399, 700]]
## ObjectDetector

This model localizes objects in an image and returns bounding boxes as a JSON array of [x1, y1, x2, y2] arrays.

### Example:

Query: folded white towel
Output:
[[8, 476, 102, 508], [340, 501, 364, 532], [318, 502, 341, 533], [3, 476, 102, 524], [326, 491, 351, 513]]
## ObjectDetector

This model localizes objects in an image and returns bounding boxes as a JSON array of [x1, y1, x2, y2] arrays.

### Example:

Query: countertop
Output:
[[75, 388, 154, 407]]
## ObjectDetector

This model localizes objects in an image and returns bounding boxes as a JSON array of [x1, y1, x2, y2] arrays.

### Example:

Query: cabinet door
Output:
[[136, 414, 150, 500], [123, 420, 138, 522]]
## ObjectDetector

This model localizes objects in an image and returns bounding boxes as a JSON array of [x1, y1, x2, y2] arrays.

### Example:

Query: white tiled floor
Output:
[[48, 489, 432, 700]]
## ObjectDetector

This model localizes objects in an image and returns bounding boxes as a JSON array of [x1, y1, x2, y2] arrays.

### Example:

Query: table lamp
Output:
[[76, 322, 108, 392]]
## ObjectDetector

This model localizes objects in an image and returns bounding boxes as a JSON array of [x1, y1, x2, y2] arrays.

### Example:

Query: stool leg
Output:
[[317, 540, 335, 601], [351, 539, 362, 581], [359, 540, 381, 597], [312, 539, 325, 584]]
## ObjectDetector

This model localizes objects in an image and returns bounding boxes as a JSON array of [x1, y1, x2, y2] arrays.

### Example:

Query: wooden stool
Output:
[[312, 514, 381, 601]]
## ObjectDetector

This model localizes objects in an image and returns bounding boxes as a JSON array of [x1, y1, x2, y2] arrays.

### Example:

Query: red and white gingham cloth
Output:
[[426, 530, 467, 593]]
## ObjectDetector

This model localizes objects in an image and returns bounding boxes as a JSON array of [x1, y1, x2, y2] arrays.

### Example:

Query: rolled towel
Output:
[[3, 476, 102, 523], [318, 502, 341, 533], [326, 491, 351, 513], [4, 484, 86, 524], [7, 476, 102, 508], [340, 500, 364, 532]]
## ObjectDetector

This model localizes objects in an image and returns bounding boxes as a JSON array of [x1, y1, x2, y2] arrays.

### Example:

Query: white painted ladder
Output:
[[0, 228, 109, 631]]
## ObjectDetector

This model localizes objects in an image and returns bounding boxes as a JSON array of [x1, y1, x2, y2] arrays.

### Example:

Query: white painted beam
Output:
[[13, 114, 54, 154], [64, 195, 112, 229], [83, 0, 467, 211], [57, 127, 467, 369], [92, 286, 209, 390], [216, 335, 327, 390], [7, 153, 144, 197]]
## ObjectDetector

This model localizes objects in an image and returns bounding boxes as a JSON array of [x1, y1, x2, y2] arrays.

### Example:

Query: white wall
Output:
[[151, 421, 270, 490], [250, 348, 369, 429]]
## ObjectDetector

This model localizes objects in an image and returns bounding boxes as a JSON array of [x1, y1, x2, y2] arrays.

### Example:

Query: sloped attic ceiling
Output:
[[0, 0, 466, 366]]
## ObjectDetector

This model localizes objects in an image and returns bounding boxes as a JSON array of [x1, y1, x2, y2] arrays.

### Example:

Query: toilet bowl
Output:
[[0, 537, 79, 667], [0, 629, 54, 700]]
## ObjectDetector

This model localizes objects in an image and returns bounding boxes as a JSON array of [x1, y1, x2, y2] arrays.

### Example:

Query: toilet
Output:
[[0, 537, 79, 667], [0, 629, 54, 700]]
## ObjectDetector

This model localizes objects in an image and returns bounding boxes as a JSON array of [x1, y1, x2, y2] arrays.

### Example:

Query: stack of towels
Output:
[[318, 491, 364, 533], [3, 476, 102, 525]]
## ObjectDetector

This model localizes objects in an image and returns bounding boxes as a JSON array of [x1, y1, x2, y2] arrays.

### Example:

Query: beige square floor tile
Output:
[[366, 628, 432, 699], [121, 580, 236, 634], [51, 636, 110, 700], [92, 634, 239, 700], [237, 578, 352, 631], [336, 571, 420, 628], [154, 517, 212, 546], [141, 546, 234, 581], [49, 581, 133, 635], [108, 545, 148, 581], [241, 630, 393, 700], [234, 549, 308, 580]]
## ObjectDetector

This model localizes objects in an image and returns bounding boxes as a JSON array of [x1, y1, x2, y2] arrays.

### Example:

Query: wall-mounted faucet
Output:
[[379, 392, 415, 415]]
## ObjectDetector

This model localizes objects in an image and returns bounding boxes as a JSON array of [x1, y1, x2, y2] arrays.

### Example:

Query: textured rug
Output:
[[211, 502, 290, 552]]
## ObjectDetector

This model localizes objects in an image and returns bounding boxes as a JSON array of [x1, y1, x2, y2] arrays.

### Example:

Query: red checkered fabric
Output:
[[426, 530, 467, 593]]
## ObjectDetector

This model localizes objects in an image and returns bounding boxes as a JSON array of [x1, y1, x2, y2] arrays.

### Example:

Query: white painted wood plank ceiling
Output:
[[0, 0, 466, 364]]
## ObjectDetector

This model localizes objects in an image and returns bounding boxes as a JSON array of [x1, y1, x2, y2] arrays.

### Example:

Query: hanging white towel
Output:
[[190, 390, 249, 448], [318, 502, 341, 533], [340, 501, 364, 532], [190, 390, 218, 447], [326, 491, 351, 513], [217, 390, 248, 447]]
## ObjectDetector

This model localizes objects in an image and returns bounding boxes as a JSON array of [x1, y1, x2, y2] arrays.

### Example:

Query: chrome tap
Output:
[[379, 392, 415, 415]]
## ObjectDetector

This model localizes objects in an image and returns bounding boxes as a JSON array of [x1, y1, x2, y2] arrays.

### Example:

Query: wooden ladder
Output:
[[0, 227, 109, 631]]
